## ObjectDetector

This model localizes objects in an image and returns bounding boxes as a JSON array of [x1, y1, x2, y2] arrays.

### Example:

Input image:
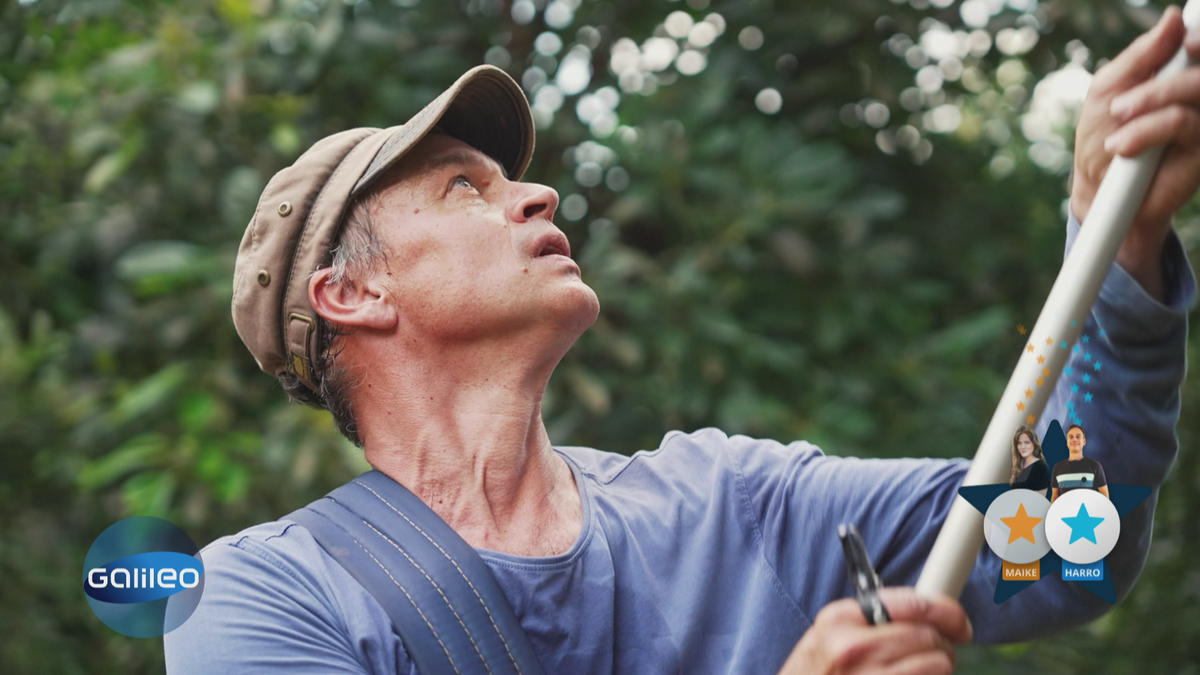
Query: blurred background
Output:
[[2, 0, 1197, 671]]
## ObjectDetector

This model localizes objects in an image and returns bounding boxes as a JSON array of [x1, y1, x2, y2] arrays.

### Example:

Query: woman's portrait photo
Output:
[[1010, 425, 1051, 497]]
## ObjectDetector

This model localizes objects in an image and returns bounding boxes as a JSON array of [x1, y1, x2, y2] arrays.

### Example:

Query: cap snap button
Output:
[[277, 201, 293, 216], [257, 270, 271, 287]]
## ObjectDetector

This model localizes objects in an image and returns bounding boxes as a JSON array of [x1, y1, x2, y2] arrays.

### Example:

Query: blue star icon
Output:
[[1094, 361, 1102, 372], [1082, 373, 1091, 384], [1073, 345, 1080, 354], [1071, 383, 1079, 393], [1065, 367, 1073, 376], [1067, 400, 1074, 409], [1085, 391, 1093, 403], [1062, 503, 1105, 544], [1084, 352, 1092, 361], [1071, 320, 1077, 327], [1082, 335, 1090, 344], [1061, 341, 1068, 350], [1099, 328, 1106, 337]]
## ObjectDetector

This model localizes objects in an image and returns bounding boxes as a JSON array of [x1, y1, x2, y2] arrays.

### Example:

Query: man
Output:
[[167, 9, 1200, 675], [1051, 424, 1110, 502]]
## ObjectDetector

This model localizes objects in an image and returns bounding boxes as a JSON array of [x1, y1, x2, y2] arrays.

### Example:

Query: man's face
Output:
[[360, 133, 599, 345], [1066, 427, 1086, 454]]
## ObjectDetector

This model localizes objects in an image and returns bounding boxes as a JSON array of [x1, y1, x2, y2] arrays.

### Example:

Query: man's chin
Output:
[[558, 285, 601, 334]]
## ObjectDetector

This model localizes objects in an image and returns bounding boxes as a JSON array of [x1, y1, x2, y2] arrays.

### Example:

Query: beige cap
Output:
[[231, 65, 535, 393]]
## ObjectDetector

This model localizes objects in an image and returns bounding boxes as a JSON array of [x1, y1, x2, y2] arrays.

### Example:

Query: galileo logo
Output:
[[83, 517, 205, 638]]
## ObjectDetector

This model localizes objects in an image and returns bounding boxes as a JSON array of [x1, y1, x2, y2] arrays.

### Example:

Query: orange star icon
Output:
[[1017, 401, 1025, 412], [1045, 337, 1053, 345], [1036, 377, 1044, 386], [1001, 503, 1043, 545], [1024, 388, 1033, 399], [1027, 344, 1035, 353], [1026, 413, 1036, 425], [1018, 324, 1027, 335], [1037, 355, 1045, 364], [1042, 367, 1050, 377]]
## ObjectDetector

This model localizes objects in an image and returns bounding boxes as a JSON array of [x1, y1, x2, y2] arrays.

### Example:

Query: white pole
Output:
[[915, 1, 1200, 599]]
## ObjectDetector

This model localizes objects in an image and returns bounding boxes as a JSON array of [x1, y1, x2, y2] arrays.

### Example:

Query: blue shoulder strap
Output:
[[285, 470, 545, 675]]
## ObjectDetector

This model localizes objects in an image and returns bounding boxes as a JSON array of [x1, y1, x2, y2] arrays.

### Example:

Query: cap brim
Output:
[[352, 65, 535, 196]]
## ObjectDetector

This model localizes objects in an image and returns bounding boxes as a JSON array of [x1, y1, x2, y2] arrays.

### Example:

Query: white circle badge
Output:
[[1046, 489, 1120, 565], [983, 489, 1052, 564]]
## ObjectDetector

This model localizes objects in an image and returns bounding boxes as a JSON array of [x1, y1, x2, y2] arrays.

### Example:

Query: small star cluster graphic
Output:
[[1015, 320, 1105, 428]]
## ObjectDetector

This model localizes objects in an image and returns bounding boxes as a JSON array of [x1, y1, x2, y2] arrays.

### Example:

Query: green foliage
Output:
[[1, 0, 1197, 671]]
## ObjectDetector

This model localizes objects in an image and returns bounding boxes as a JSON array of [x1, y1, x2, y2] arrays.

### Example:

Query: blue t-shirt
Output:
[[166, 219, 1194, 674]]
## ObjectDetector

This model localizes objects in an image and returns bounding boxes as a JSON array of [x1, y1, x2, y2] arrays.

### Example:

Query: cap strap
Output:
[[286, 312, 317, 388]]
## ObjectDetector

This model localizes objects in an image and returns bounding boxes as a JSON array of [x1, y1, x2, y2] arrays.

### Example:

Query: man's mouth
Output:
[[533, 232, 571, 259]]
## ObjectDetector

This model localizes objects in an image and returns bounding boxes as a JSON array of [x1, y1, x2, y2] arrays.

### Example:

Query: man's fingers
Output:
[[876, 651, 955, 675], [1093, 6, 1185, 95], [1106, 104, 1200, 156], [1111, 65, 1200, 122], [876, 588, 973, 644], [833, 623, 954, 670]]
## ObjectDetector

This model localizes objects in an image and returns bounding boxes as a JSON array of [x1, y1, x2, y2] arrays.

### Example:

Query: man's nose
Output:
[[509, 183, 559, 223]]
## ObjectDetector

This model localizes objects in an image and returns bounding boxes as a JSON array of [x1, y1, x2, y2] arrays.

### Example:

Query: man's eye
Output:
[[451, 175, 474, 190]]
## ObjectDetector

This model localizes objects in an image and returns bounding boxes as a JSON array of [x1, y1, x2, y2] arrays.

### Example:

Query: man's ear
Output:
[[309, 268, 398, 330]]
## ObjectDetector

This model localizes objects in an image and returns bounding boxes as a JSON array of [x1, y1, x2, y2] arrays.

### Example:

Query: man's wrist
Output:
[[1114, 222, 1170, 303]]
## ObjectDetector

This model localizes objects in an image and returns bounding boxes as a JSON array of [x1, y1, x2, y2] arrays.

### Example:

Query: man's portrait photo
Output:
[[1052, 424, 1110, 502]]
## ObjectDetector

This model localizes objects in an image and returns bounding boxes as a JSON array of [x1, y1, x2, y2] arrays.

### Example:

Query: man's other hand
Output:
[[777, 587, 972, 675], [1072, 5, 1200, 301]]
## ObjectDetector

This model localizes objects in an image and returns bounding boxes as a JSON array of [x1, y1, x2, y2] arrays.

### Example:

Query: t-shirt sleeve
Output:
[[1092, 459, 1108, 488], [729, 435, 971, 628], [1030, 461, 1050, 490], [164, 523, 409, 675]]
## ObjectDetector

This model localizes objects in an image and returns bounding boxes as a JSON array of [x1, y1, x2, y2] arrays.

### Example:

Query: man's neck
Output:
[[1069, 450, 1084, 460], [348, 337, 582, 558]]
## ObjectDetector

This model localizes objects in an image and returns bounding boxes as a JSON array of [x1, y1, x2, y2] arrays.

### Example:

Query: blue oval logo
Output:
[[83, 516, 205, 638]]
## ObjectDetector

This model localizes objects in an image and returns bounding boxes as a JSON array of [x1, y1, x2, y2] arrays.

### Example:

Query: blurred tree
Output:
[[1, 0, 1196, 672]]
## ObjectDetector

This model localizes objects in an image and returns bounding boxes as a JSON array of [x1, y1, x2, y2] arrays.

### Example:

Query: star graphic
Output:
[[1042, 367, 1050, 377], [1071, 384, 1079, 393], [1073, 345, 1080, 354], [1085, 391, 1093, 403], [1094, 361, 1102, 372], [1062, 503, 1105, 545], [1018, 324, 1027, 335], [1027, 344, 1035, 353], [1025, 388, 1033, 399], [1084, 352, 1091, 361], [958, 421, 1152, 605], [1037, 377, 1045, 386], [1082, 335, 1090, 344], [1060, 341, 1068, 350], [1082, 373, 1091, 384], [1098, 328, 1106, 337], [1017, 401, 1025, 411], [1001, 503, 1043, 544], [1067, 400, 1074, 409], [1046, 337, 1053, 345], [1070, 320, 1078, 327], [1026, 414, 1036, 425], [1037, 355, 1045, 364], [1065, 367, 1073, 376]]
